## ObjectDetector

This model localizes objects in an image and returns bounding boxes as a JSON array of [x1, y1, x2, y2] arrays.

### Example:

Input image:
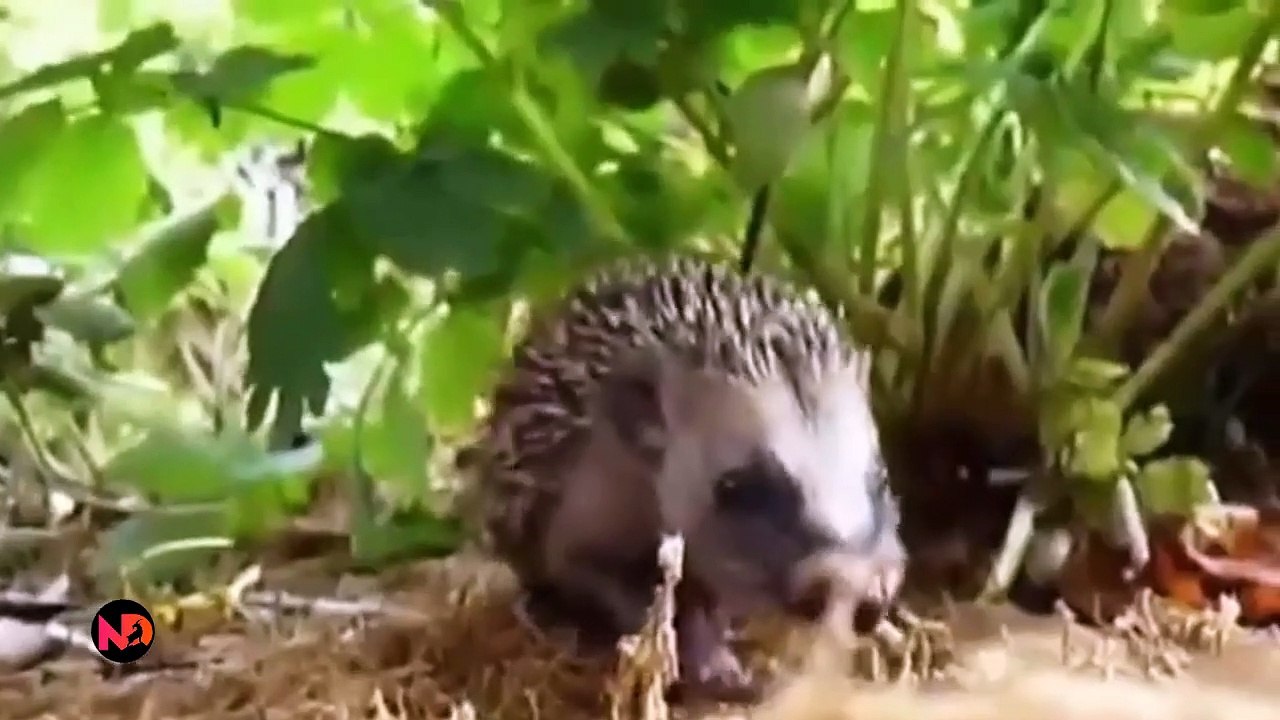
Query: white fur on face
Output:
[[755, 368, 883, 548]]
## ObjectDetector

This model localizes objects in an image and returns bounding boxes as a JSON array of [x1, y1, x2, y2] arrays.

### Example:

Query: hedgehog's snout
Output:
[[787, 545, 905, 632]]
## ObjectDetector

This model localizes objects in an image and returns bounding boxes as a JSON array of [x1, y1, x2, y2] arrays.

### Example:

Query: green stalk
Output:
[[1093, 6, 1280, 351], [1115, 221, 1280, 408], [431, 0, 631, 245], [856, 0, 914, 295]]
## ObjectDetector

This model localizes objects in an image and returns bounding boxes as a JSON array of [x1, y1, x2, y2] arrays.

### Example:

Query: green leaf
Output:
[[1134, 457, 1215, 517], [1122, 404, 1173, 458], [1163, 5, 1255, 61], [103, 427, 302, 503], [682, 0, 804, 42], [93, 506, 233, 588], [246, 206, 375, 437], [26, 361, 94, 403], [419, 303, 507, 433], [597, 58, 662, 110], [1067, 397, 1124, 482], [0, 102, 67, 224], [361, 369, 434, 500], [1063, 357, 1130, 391], [232, 0, 336, 26], [35, 296, 136, 345], [773, 103, 875, 254], [171, 46, 316, 104], [21, 114, 150, 255], [114, 194, 235, 320], [727, 64, 812, 193], [435, 147, 555, 219], [541, 3, 664, 89], [306, 134, 403, 206], [344, 148, 550, 280], [1218, 115, 1279, 188], [0, 24, 178, 101], [1037, 261, 1089, 381], [350, 508, 464, 567]]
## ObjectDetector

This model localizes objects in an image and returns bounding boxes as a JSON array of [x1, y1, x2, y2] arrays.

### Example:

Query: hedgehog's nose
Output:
[[788, 546, 905, 632]]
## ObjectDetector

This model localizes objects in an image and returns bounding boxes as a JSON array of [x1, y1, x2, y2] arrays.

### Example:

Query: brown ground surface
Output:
[[2, 553, 1276, 720]]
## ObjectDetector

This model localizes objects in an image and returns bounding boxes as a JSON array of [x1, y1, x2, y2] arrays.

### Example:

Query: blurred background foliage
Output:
[[0, 0, 1278, 599]]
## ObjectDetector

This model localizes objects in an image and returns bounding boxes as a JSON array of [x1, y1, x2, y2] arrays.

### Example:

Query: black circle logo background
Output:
[[91, 598, 156, 663]]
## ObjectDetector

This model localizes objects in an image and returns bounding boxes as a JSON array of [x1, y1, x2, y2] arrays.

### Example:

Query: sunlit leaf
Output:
[[21, 114, 151, 255], [1218, 115, 1280, 188], [1163, 4, 1256, 61], [1135, 457, 1215, 517], [1068, 397, 1124, 482], [1122, 404, 1174, 458], [361, 369, 434, 499], [419, 303, 507, 433]]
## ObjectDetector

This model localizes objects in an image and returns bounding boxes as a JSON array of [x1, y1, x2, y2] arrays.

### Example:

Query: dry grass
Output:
[[1, 552, 1277, 720]]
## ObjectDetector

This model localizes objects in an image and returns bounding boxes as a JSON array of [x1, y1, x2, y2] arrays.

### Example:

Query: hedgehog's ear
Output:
[[598, 348, 672, 463]]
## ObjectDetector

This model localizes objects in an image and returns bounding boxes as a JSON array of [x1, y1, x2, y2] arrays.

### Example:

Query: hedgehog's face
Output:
[[600, 351, 904, 621]]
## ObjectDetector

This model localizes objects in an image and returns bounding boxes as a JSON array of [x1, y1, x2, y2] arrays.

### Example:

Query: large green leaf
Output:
[[114, 194, 237, 320], [344, 146, 553, 279], [1134, 457, 1215, 517], [245, 206, 375, 437], [0, 102, 66, 224], [20, 114, 151, 255]]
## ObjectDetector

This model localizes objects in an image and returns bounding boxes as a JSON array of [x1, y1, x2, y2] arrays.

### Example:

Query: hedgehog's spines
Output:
[[472, 255, 863, 578]]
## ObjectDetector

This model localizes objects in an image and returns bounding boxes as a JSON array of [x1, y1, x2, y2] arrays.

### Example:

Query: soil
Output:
[[2, 554, 1276, 720]]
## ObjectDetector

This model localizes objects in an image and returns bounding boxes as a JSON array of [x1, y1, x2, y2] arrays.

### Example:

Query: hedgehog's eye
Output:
[[713, 468, 773, 513], [712, 462, 801, 519]]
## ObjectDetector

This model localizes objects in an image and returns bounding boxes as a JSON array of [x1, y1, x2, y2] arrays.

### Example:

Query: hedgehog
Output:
[[462, 255, 906, 701]]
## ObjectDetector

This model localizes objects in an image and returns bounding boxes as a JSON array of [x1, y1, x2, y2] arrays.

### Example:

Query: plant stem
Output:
[[738, 186, 771, 272], [673, 95, 730, 166], [222, 101, 346, 139], [431, 0, 632, 245], [1093, 7, 1280, 351], [856, 0, 914, 295], [1116, 220, 1280, 408]]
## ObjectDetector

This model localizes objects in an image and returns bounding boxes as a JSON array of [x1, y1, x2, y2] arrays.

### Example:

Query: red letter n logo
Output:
[[97, 613, 150, 651]]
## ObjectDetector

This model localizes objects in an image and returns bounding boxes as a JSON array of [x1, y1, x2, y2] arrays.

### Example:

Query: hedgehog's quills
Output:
[[464, 256, 907, 704]]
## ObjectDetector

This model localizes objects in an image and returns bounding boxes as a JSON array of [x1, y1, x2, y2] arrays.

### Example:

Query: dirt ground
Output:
[[2, 553, 1277, 720]]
